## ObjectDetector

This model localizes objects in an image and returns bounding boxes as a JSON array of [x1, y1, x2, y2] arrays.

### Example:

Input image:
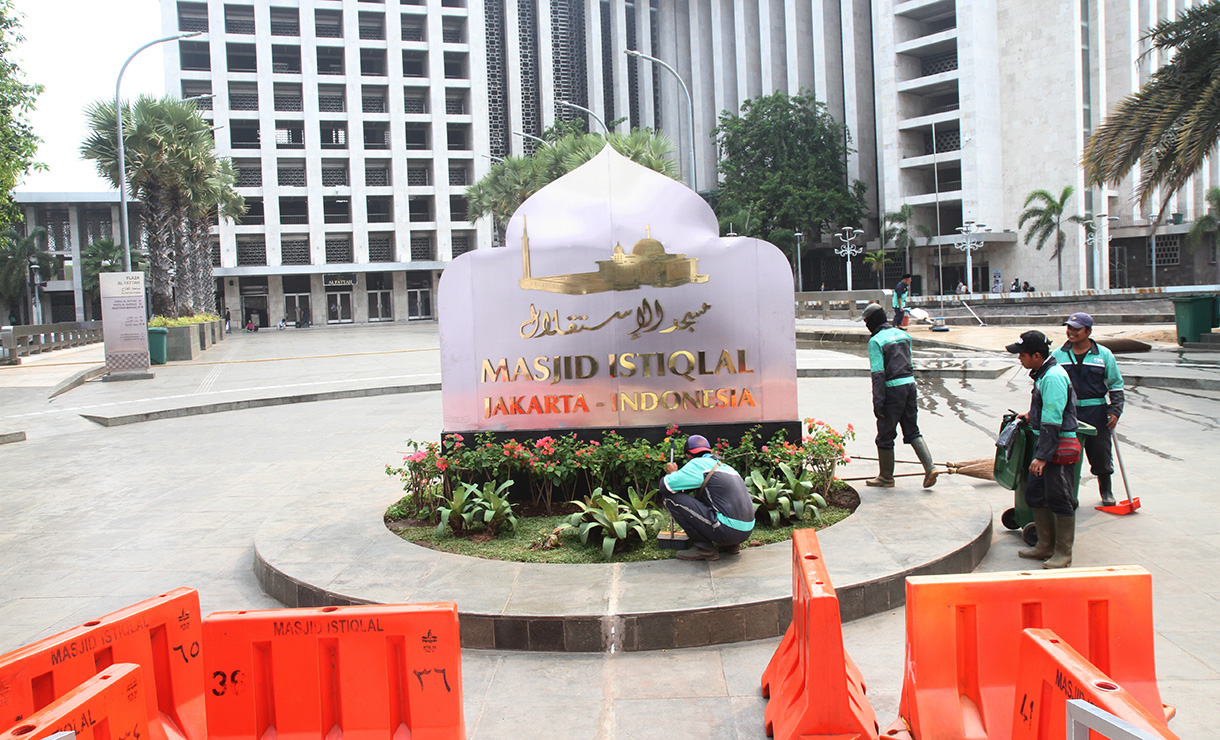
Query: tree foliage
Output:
[[1018, 186, 1088, 290], [0, 1, 45, 229], [712, 91, 867, 243], [80, 238, 148, 296], [81, 96, 243, 318], [465, 128, 679, 232], [862, 250, 894, 289], [0, 226, 47, 322], [882, 204, 931, 274], [1186, 186, 1220, 249], [1082, 1, 1220, 218]]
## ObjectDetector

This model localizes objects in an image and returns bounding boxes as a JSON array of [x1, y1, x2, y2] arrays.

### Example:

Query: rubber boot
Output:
[[1043, 514, 1075, 569], [1018, 507, 1055, 560], [866, 448, 896, 487], [1098, 475, 1116, 507], [910, 437, 939, 488]]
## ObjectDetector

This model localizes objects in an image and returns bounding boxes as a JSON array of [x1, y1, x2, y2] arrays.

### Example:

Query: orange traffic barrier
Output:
[[0, 588, 206, 740], [203, 603, 464, 740], [761, 528, 879, 740], [891, 566, 1172, 740], [0, 663, 149, 740]]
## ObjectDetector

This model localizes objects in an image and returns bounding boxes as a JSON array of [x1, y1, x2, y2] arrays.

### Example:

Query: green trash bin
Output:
[[1169, 295, 1214, 345], [148, 327, 168, 365], [996, 417, 1096, 544]]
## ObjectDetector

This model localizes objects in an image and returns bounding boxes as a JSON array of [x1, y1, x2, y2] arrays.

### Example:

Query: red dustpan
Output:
[[1096, 435, 1140, 515]]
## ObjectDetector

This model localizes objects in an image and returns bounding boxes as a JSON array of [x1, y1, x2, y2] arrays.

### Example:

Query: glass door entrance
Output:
[[407, 288, 431, 320], [327, 292, 353, 323]]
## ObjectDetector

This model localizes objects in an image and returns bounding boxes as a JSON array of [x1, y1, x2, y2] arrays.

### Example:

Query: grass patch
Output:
[[388, 506, 852, 564]]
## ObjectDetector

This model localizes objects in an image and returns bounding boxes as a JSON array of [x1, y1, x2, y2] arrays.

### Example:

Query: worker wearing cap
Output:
[[660, 434, 755, 561], [1051, 312, 1125, 506], [862, 303, 939, 489], [1007, 330, 1079, 568], [892, 273, 913, 327]]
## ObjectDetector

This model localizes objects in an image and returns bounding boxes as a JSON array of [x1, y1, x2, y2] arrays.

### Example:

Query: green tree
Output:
[[466, 129, 678, 236], [863, 250, 894, 289], [0, 1, 44, 230], [1186, 186, 1220, 249], [1018, 186, 1088, 291], [1083, 1, 1220, 217], [0, 226, 48, 323], [712, 91, 867, 243], [80, 238, 148, 297], [882, 204, 931, 274]]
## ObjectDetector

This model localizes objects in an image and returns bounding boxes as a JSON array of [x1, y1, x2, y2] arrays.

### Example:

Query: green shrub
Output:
[[562, 488, 660, 561], [148, 313, 221, 327]]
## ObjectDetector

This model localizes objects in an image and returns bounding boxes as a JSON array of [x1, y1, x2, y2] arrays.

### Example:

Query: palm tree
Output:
[[81, 238, 148, 293], [1018, 186, 1088, 291], [1186, 186, 1220, 249], [882, 204, 931, 274], [1082, 1, 1220, 218], [0, 227, 49, 324], [863, 250, 894, 289], [184, 159, 244, 314]]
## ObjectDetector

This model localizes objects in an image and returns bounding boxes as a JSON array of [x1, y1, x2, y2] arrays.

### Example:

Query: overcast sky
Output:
[[13, 0, 165, 193]]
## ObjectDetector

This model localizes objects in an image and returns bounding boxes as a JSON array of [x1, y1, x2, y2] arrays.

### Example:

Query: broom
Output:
[[848, 454, 995, 481]]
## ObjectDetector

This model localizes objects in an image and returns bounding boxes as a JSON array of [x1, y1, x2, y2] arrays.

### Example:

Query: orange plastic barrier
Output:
[[760, 528, 879, 740], [892, 566, 1172, 740], [0, 588, 206, 740], [0, 663, 149, 740], [203, 603, 464, 740], [1010, 629, 1180, 740]]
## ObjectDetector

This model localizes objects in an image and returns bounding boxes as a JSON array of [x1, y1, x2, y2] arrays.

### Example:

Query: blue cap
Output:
[[685, 435, 712, 454], [1065, 312, 1094, 329]]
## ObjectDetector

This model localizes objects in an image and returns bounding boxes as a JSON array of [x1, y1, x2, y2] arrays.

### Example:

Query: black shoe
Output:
[[719, 543, 742, 555], [676, 544, 720, 561], [1100, 491, 1116, 507]]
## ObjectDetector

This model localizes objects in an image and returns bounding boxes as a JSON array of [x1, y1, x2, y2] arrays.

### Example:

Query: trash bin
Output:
[[148, 327, 168, 365], [1169, 295, 1215, 345], [996, 415, 1096, 544]]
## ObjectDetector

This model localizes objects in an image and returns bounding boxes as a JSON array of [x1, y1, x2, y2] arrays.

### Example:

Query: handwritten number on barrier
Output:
[[1019, 694, 1034, 725], [211, 670, 241, 697], [413, 667, 451, 692], [173, 641, 200, 663]]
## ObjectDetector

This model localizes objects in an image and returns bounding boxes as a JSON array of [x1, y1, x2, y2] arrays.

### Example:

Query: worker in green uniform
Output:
[[1051, 312, 1124, 506], [891, 273, 912, 327], [862, 303, 938, 488], [1007, 330, 1080, 568]]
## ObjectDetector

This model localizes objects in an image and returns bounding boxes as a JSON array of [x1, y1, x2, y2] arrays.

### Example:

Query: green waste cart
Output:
[[148, 327, 168, 365], [994, 414, 1096, 545], [1169, 295, 1218, 345]]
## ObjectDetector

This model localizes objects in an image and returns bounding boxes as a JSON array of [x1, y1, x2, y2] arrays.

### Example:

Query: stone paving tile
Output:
[[612, 697, 739, 740]]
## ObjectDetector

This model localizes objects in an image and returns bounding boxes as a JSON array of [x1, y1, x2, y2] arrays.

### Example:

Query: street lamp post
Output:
[[954, 220, 990, 293], [116, 31, 201, 272], [835, 227, 864, 292], [794, 232, 804, 293], [624, 49, 696, 190], [28, 258, 41, 324], [1083, 214, 1119, 289], [557, 100, 609, 134]]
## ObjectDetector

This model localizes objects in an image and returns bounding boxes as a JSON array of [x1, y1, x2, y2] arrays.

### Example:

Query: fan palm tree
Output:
[[1018, 186, 1088, 291], [863, 250, 894, 289], [1082, 1, 1220, 218], [882, 204, 931, 274], [1186, 186, 1220, 249], [0, 227, 49, 324], [80, 238, 148, 295], [184, 159, 244, 314]]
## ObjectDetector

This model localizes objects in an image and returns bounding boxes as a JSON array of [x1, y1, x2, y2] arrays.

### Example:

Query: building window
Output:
[[449, 195, 468, 221], [365, 162, 390, 186], [226, 43, 257, 73], [364, 122, 390, 149], [275, 121, 305, 149], [447, 124, 470, 150], [367, 271, 393, 320], [368, 234, 395, 262], [410, 233, 435, 260], [269, 7, 299, 36], [178, 2, 208, 32], [402, 50, 427, 77], [366, 196, 393, 223], [445, 92, 467, 115], [361, 49, 387, 77], [280, 238, 311, 265], [317, 47, 345, 75], [443, 52, 468, 79], [279, 196, 308, 223], [362, 86, 388, 112], [408, 196, 433, 222], [277, 164, 306, 187], [451, 232, 474, 257], [182, 81, 212, 108], [441, 19, 465, 43], [405, 124, 429, 150], [1210, 241, 1218, 265], [448, 164, 469, 186], [318, 84, 346, 113], [323, 197, 352, 224], [320, 122, 348, 149], [224, 5, 256, 34], [1149, 234, 1181, 266], [407, 161, 430, 185], [325, 235, 354, 262], [315, 9, 343, 38], [236, 236, 267, 266], [235, 160, 261, 187], [228, 82, 258, 111], [271, 45, 302, 74], [274, 83, 303, 111], [230, 120, 260, 149], [241, 198, 264, 225], [180, 41, 211, 71], [321, 162, 349, 186], [358, 12, 385, 39], [920, 50, 958, 77], [211, 238, 221, 267], [401, 16, 425, 41], [404, 91, 428, 114]]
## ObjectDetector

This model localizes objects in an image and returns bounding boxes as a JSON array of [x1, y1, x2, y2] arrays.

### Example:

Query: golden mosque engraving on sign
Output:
[[518, 220, 709, 295]]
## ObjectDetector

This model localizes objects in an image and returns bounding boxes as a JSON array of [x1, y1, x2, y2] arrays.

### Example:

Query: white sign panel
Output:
[[100, 271, 150, 375], [438, 148, 797, 434]]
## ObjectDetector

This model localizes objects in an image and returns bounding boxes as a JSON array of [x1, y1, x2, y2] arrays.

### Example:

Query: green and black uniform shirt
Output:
[[868, 324, 914, 411], [1050, 340, 1124, 419], [1027, 357, 1079, 461]]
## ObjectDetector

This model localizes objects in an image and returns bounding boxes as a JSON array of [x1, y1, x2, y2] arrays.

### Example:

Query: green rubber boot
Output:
[[866, 448, 896, 487], [1018, 507, 1055, 560], [911, 436, 939, 488], [1043, 514, 1075, 569]]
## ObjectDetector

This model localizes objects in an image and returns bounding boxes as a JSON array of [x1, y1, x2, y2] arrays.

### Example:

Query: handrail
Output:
[[0, 321, 104, 364], [794, 289, 887, 319]]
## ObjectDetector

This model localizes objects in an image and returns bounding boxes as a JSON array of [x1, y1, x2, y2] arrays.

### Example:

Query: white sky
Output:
[[12, 0, 165, 193]]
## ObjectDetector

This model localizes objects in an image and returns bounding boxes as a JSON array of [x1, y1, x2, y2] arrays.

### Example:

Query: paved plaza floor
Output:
[[0, 319, 1217, 738]]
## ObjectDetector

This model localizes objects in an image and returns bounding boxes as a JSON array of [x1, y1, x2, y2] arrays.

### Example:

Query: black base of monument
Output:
[[443, 420, 802, 448]]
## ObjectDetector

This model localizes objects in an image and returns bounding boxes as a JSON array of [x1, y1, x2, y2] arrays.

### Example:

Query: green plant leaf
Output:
[[602, 537, 616, 561]]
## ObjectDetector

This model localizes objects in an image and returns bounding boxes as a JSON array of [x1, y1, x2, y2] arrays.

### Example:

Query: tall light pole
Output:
[[116, 31, 201, 271], [1083, 214, 1118, 289], [836, 227, 864, 291], [624, 49, 696, 190], [954, 220, 990, 293], [794, 231, 804, 293], [512, 130, 548, 149], [557, 100, 609, 134]]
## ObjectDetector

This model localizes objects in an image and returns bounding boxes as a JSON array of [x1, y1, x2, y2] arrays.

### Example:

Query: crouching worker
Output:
[[1007, 330, 1080, 569], [660, 434, 755, 561]]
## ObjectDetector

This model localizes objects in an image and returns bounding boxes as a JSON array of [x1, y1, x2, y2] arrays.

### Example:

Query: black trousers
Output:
[[1077, 405, 1113, 477], [659, 483, 752, 549], [1025, 461, 1077, 516], [875, 382, 921, 449], [892, 306, 904, 326]]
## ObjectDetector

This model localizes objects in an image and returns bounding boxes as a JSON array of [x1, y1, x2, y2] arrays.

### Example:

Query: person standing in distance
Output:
[[862, 304, 938, 489], [1051, 312, 1124, 506], [1008, 330, 1080, 568], [892, 273, 912, 327], [659, 434, 755, 561]]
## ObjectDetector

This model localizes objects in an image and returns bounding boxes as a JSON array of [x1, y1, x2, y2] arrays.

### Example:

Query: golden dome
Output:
[[631, 238, 665, 257]]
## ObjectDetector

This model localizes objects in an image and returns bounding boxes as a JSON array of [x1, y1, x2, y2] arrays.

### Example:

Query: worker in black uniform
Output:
[[862, 303, 938, 488], [659, 434, 755, 561], [1050, 312, 1125, 506]]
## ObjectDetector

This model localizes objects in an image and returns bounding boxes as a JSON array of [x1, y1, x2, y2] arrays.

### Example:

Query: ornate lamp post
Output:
[[954, 220, 990, 293], [625, 49, 696, 189], [1084, 214, 1119, 289], [794, 231, 804, 292], [836, 227, 864, 291]]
